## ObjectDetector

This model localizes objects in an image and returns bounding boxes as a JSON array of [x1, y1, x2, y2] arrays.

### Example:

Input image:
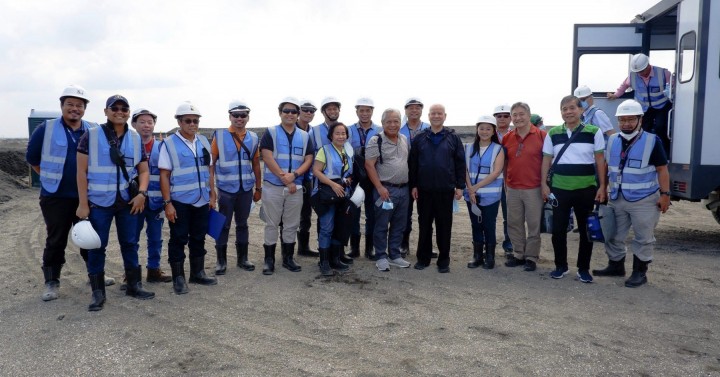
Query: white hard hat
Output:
[[131, 108, 157, 122], [300, 99, 317, 110], [493, 104, 511, 115], [574, 85, 593, 98], [59, 84, 90, 103], [630, 53, 650, 73], [404, 97, 423, 108], [71, 220, 101, 249], [175, 101, 202, 117], [279, 96, 301, 109], [349, 186, 365, 208], [228, 100, 250, 112], [615, 99, 644, 117], [321, 96, 341, 111], [475, 115, 497, 127], [355, 97, 374, 108]]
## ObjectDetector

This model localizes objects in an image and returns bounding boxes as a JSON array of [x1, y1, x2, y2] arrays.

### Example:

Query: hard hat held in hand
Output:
[[350, 186, 365, 208], [71, 220, 101, 249]]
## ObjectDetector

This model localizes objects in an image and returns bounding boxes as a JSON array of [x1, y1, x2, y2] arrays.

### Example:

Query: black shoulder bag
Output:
[[546, 124, 585, 187]]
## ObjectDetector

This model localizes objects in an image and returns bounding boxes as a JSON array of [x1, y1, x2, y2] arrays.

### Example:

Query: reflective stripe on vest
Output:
[[264, 125, 308, 186], [311, 123, 329, 152], [630, 66, 669, 111], [311, 144, 352, 196], [607, 132, 659, 201], [39, 118, 93, 193], [215, 129, 258, 193], [87, 126, 141, 207], [147, 140, 164, 210], [464, 142, 503, 206], [164, 134, 212, 204], [349, 123, 381, 149], [399, 121, 429, 148]]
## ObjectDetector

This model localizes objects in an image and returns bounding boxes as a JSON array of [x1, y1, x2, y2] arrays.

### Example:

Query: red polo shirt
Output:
[[501, 126, 547, 189]]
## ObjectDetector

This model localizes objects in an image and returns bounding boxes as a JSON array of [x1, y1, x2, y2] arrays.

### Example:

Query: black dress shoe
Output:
[[523, 260, 537, 271], [431, 250, 439, 259], [504, 256, 526, 267], [438, 266, 450, 273], [414, 262, 430, 270]]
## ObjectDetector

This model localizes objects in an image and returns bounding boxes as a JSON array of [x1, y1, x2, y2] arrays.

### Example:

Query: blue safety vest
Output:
[[399, 121, 429, 148], [164, 133, 212, 205], [463, 142, 503, 206], [264, 125, 308, 186], [87, 126, 142, 207], [39, 118, 94, 193], [214, 129, 258, 193], [348, 123, 381, 149], [309, 123, 330, 152], [630, 66, 670, 112], [607, 132, 659, 201], [146, 140, 164, 210]]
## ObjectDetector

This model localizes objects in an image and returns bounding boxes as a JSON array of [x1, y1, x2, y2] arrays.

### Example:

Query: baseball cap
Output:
[[404, 97, 423, 108], [131, 108, 157, 122], [106, 94, 129, 108]]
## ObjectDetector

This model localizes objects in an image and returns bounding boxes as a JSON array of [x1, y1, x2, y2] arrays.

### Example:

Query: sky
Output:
[[0, 0, 661, 138]]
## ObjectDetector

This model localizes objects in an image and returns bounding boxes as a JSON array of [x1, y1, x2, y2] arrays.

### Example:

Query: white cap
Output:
[[355, 97, 374, 108], [321, 96, 341, 110], [131, 108, 157, 122], [59, 84, 90, 103], [615, 99, 644, 116], [300, 99, 317, 109], [404, 97, 423, 108], [475, 115, 497, 127], [493, 104, 511, 115], [228, 100, 250, 112], [175, 101, 202, 117], [279, 96, 301, 109], [630, 53, 650, 73], [574, 85, 593, 98]]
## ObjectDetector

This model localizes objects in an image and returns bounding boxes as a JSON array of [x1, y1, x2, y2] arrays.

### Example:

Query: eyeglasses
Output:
[[495, 114, 510, 119], [109, 106, 130, 113], [301, 108, 316, 114], [230, 112, 249, 119], [515, 142, 524, 157], [182, 118, 200, 125], [281, 109, 299, 115]]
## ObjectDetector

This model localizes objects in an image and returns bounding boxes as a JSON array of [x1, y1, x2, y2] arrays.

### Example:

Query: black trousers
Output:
[[167, 201, 209, 263], [299, 179, 313, 234], [416, 190, 454, 268], [551, 186, 596, 271], [642, 102, 671, 155], [40, 196, 83, 268]]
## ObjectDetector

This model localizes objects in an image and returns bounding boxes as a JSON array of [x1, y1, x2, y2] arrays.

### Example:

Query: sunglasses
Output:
[[230, 112, 249, 119], [182, 118, 200, 125], [281, 109, 299, 115], [495, 114, 510, 119], [109, 106, 130, 113], [301, 108, 316, 114]]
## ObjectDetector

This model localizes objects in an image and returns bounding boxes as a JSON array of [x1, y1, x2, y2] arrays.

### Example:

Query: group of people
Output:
[[27, 53, 672, 311]]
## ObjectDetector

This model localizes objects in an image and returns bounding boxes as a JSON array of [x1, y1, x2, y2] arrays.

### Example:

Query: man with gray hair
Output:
[[365, 108, 412, 271], [502, 102, 547, 272]]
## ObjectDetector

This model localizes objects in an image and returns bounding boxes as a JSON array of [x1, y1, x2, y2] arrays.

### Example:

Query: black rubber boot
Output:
[[125, 266, 155, 300], [483, 243, 496, 270], [170, 261, 189, 294], [364, 237, 376, 260], [88, 273, 106, 312], [236, 243, 255, 271], [337, 244, 354, 265], [263, 244, 276, 275], [593, 257, 626, 276], [467, 242, 483, 269], [329, 244, 350, 272], [215, 245, 227, 275], [189, 257, 217, 285], [297, 231, 319, 257], [348, 234, 361, 258], [625, 255, 649, 288], [42, 265, 61, 301], [318, 248, 334, 276], [281, 242, 302, 272]]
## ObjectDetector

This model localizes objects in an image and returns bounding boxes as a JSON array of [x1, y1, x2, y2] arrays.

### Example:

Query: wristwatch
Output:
[[140, 190, 148, 198], [660, 191, 671, 196], [255, 187, 262, 192], [162, 199, 172, 207]]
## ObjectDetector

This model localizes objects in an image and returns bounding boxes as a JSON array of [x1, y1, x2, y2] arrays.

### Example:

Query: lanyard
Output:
[[473, 144, 492, 185], [618, 131, 643, 172]]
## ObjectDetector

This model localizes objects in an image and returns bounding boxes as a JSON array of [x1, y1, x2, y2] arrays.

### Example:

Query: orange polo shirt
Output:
[[211, 126, 260, 161], [501, 126, 547, 189]]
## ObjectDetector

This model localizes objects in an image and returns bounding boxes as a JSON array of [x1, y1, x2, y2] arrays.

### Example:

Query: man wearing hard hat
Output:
[[295, 99, 320, 258], [574, 85, 615, 139], [594, 99, 670, 288], [26, 85, 111, 302], [607, 53, 672, 154], [493, 104, 514, 259]]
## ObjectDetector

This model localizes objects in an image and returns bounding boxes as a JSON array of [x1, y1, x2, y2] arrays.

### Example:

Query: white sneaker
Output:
[[389, 257, 411, 268], [375, 258, 390, 271]]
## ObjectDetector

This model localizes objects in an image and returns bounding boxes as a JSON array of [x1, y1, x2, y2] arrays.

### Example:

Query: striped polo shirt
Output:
[[542, 123, 605, 190]]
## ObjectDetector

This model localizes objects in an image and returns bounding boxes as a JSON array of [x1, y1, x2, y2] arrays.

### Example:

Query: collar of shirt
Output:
[[227, 126, 247, 139], [174, 131, 199, 155]]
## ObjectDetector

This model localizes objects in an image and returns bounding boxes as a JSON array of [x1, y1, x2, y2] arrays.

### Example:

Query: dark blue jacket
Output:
[[409, 128, 466, 192]]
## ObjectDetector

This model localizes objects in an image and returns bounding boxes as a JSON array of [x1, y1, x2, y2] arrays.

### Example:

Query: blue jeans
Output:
[[217, 188, 253, 246], [373, 186, 409, 260], [466, 200, 500, 245], [167, 201, 209, 263], [134, 206, 164, 269], [317, 205, 336, 249], [87, 203, 140, 274]]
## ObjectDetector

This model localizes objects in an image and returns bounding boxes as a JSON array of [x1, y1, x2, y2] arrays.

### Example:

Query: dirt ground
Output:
[[1, 139, 719, 376]]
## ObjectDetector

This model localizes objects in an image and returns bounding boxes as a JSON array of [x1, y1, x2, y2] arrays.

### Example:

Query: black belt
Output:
[[382, 182, 407, 188]]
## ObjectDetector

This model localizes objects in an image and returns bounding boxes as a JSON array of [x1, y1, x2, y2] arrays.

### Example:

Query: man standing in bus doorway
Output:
[[574, 85, 615, 139], [607, 53, 672, 154]]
